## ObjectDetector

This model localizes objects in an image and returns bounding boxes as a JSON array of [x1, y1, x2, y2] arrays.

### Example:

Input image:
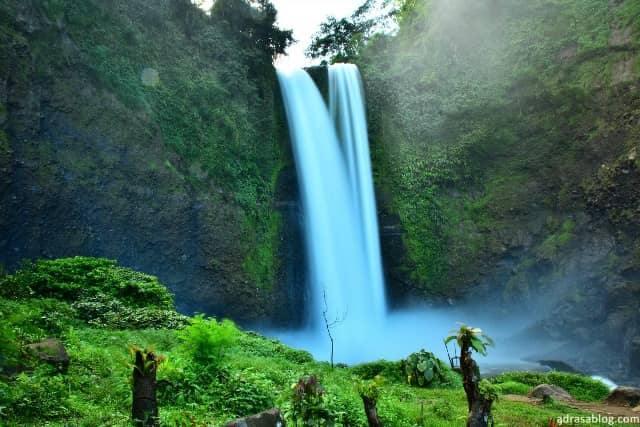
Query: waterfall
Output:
[[277, 64, 386, 363]]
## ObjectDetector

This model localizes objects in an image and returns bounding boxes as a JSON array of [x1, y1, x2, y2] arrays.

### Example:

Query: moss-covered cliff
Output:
[[0, 0, 298, 323], [358, 0, 640, 380]]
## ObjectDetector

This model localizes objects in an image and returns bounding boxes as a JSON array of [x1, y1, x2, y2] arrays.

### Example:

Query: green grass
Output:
[[0, 258, 621, 426], [492, 371, 611, 402]]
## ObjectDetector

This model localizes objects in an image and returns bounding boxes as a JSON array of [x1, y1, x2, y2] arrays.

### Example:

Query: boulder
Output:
[[223, 408, 285, 427], [26, 338, 70, 371], [528, 384, 575, 402], [604, 387, 640, 407]]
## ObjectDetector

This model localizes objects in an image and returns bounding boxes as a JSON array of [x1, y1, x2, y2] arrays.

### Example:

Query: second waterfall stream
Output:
[[277, 64, 387, 363]]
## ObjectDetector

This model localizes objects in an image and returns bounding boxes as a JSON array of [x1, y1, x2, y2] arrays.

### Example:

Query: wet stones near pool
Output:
[[604, 387, 640, 407], [528, 384, 575, 403]]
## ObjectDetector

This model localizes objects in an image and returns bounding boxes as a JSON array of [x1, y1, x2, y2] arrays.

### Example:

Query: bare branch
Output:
[[322, 288, 347, 368]]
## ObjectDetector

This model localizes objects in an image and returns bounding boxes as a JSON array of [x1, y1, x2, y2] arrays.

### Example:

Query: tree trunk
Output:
[[132, 350, 159, 427], [361, 396, 382, 427], [460, 343, 493, 427]]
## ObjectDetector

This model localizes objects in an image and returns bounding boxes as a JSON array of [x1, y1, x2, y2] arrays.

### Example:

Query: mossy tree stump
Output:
[[460, 342, 493, 427], [446, 325, 495, 427], [132, 348, 159, 427]]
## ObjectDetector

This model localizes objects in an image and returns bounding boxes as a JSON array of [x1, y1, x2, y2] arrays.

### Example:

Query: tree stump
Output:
[[461, 344, 493, 427], [132, 349, 159, 427], [361, 395, 382, 427]]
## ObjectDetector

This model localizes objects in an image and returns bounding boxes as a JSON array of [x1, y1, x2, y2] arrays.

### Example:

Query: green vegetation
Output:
[[402, 350, 461, 388], [491, 372, 611, 402], [0, 257, 173, 307], [0, 0, 291, 291], [178, 314, 240, 365], [0, 258, 621, 425], [446, 324, 495, 357]]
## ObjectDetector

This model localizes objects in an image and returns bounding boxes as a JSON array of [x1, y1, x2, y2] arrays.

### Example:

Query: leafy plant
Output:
[[179, 314, 239, 365], [128, 345, 165, 376], [401, 350, 451, 388], [445, 324, 494, 356], [288, 375, 333, 426], [430, 400, 456, 421], [479, 379, 498, 401], [3, 365, 72, 419], [355, 374, 385, 400], [220, 370, 275, 417]]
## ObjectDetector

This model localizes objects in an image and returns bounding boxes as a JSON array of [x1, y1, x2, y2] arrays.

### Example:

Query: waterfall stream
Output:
[[277, 64, 386, 362], [273, 66, 598, 379]]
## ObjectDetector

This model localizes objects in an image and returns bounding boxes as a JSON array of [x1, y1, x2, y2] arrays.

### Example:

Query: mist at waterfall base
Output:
[[269, 64, 544, 371]]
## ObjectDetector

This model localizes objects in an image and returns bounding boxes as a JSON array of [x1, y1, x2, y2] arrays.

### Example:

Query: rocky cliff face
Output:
[[0, 0, 296, 324], [360, 0, 640, 383]]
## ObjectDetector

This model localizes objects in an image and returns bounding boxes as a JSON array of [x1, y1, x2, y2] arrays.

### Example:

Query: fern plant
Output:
[[445, 324, 494, 356]]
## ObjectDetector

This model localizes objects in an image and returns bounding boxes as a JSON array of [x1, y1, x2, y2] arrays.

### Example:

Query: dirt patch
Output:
[[503, 394, 640, 419], [613, 59, 635, 84], [609, 25, 632, 47]]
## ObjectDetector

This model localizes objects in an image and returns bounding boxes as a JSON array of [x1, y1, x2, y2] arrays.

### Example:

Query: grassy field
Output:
[[0, 257, 628, 427]]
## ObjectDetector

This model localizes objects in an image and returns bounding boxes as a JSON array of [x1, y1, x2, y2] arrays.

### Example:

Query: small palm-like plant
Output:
[[445, 323, 494, 356], [445, 324, 495, 427]]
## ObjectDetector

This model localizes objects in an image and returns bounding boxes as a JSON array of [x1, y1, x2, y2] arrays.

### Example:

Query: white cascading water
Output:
[[277, 64, 386, 363], [273, 65, 578, 373], [273, 67, 594, 377]]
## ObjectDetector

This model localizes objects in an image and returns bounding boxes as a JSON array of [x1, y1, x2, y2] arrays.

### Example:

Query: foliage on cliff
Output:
[[348, 0, 640, 299], [0, 0, 293, 318]]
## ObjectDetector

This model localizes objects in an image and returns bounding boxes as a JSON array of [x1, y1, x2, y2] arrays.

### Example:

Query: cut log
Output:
[[362, 395, 382, 427]]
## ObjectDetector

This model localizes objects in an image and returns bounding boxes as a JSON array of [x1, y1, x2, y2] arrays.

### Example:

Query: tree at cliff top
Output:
[[306, 0, 397, 64]]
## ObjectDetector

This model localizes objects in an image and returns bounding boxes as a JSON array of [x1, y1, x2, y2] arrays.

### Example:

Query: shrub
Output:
[[0, 257, 175, 310], [72, 294, 189, 329], [494, 381, 532, 395], [0, 318, 19, 369], [179, 314, 239, 365], [0, 298, 76, 357], [220, 371, 275, 417], [287, 375, 333, 426], [237, 332, 314, 364], [401, 350, 460, 388], [3, 366, 72, 419], [351, 360, 404, 382], [430, 400, 456, 420]]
